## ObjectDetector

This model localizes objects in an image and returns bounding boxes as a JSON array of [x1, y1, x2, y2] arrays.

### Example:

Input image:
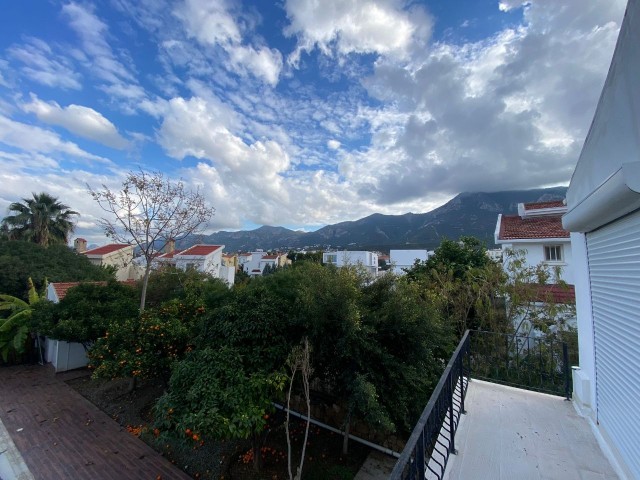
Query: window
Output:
[[185, 262, 196, 270], [544, 245, 563, 262], [325, 254, 337, 264]]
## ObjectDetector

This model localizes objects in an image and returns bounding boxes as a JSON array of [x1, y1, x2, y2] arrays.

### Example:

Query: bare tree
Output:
[[88, 170, 214, 311], [286, 338, 312, 480]]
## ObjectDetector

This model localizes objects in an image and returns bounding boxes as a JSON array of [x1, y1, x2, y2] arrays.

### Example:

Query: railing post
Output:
[[562, 342, 571, 401], [460, 347, 466, 415], [416, 431, 425, 480], [448, 372, 457, 455]]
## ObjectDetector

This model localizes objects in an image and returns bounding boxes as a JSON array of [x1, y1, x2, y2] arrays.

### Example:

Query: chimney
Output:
[[74, 238, 87, 253], [164, 239, 175, 254]]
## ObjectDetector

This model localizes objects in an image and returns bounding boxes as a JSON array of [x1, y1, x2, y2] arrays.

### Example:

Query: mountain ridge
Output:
[[190, 187, 567, 252]]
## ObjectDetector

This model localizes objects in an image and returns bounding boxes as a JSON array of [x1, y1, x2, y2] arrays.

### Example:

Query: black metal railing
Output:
[[469, 330, 572, 399], [389, 330, 471, 480]]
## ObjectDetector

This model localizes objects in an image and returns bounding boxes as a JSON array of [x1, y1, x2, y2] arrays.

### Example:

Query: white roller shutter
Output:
[[586, 209, 640, 479]]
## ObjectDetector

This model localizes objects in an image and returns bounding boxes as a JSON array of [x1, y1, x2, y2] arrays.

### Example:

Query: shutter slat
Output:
[[587, 210, 640, 478]]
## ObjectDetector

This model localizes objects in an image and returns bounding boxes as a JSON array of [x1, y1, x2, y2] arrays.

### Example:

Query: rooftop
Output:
[[523, 200, 566, 210], [177, 245, 223, 256], [83, 244, 131, 255], [498, 214, 569, 240], [50, 281, 137, 301], [444, 380, 618, 479]]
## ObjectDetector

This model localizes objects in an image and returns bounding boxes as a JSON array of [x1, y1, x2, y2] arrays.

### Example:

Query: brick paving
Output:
[[0, 364, 191, 480]]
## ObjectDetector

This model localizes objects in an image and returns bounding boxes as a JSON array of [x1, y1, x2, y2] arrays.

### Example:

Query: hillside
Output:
[[196, 187, 567, 252]]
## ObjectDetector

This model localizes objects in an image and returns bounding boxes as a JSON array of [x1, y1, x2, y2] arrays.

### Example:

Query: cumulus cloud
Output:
[[175, 0, 283, 86], [22, 95, 130, 149], [339, 0, 625, 205], [284, 0, 431, 65]]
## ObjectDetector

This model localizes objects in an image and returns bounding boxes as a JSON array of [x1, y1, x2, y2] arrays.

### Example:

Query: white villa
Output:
[[322, 250, 379, 276], [154, 244, 235, 285], [389, 249, 432, 275], [495, 201, 574, 284]]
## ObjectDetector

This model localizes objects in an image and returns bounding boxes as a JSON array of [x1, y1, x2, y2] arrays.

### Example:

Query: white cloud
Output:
[[327, 139, 341, 150], [174, 0, 241, 46], [338, 0, 625, 205], [174, 0, 283, 85], [62, 2, 145, 104], [22, 95, 130, 149], [228, 45, 283, 87], [7, 37, 82, 90], [284, 0, 431, 65], [0, 114, 111, 164]]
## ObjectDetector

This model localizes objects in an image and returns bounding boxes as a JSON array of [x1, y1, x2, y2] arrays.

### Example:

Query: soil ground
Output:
[[66, 370, 371, 479]]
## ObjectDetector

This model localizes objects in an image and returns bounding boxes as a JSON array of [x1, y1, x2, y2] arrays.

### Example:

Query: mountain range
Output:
[[189, 187, 567, 253]]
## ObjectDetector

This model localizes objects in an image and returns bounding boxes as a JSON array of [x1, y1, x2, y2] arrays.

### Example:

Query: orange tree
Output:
[[87, 299, 199, 383], [154, 346, 286, 472]]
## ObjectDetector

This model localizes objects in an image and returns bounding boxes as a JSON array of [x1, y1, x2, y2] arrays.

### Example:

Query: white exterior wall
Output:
[[323, 250, 379, 274], [243, 251, 267, 274], [389, 249, 429, 275], [87, 247, 134, 281], [570, 232, 596, 416], [562, 3, 640, 478], [501, 240, 574, 284], [44, 285, 89, 372], [175, 250, 223, 277], [219, 265, 236, 286]]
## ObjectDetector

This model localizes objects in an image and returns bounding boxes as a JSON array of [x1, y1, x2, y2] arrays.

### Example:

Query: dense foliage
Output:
[[20, 233, 577, 474], [32, 281, 139, 349], [0, 278, 44, 362], [0, 240, 113, 300]]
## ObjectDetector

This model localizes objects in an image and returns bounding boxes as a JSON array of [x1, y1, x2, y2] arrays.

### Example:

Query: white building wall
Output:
[[570, 232, 596, 416], [323, 251, 378, 275], [390, 249, 429, 275], [501, 240, 574, 284]]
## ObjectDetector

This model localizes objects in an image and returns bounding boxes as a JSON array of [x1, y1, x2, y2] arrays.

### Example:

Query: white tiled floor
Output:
[[444, 380, 619, 480]]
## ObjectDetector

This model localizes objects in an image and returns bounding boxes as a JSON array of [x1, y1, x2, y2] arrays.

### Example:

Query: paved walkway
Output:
[[444, 380, 619, 480], [0, 364, 190, 480]]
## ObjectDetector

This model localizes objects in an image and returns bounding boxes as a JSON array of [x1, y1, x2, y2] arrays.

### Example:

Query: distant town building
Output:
[[322, 250, 379, 276], [389, 249, 431, 275]]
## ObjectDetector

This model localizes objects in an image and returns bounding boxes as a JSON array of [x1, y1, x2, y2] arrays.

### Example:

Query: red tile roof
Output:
[[178, 245, 222, 256], [530, 284, 575, 304], [262, 255, 278, 259], [523, 201, 565, 210], [499, 214, 569, 240], [49, 280, 137, 301], [83, 244, 131, 255]]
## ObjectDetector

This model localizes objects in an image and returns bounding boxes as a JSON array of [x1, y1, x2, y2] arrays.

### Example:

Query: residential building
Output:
[[240, 251, 291, 277], [561, 1, 640, 477], [322, 250, 378, 275], [157, 244, 235, 285], [389, 249, 431, 275], [79, 242, 142, 281], [485, 248, 503, 262], [495, 201, 574, 284]]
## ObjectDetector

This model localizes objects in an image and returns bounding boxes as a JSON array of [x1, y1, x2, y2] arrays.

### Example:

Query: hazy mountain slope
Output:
[[196, 187, 567, 252]]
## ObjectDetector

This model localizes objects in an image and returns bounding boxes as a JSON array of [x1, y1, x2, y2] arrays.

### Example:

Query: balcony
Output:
[[389, 330, 620, 480]]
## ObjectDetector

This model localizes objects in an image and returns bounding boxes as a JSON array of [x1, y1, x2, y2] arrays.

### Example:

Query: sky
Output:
[[0, 0, 628, 245]]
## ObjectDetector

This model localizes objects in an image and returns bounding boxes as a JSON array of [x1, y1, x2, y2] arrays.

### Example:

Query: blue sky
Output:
[[0, 0, 628, 244]]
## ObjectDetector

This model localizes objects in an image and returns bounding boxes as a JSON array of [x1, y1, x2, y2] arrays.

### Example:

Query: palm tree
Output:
[[1, 193, 78, 247]]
